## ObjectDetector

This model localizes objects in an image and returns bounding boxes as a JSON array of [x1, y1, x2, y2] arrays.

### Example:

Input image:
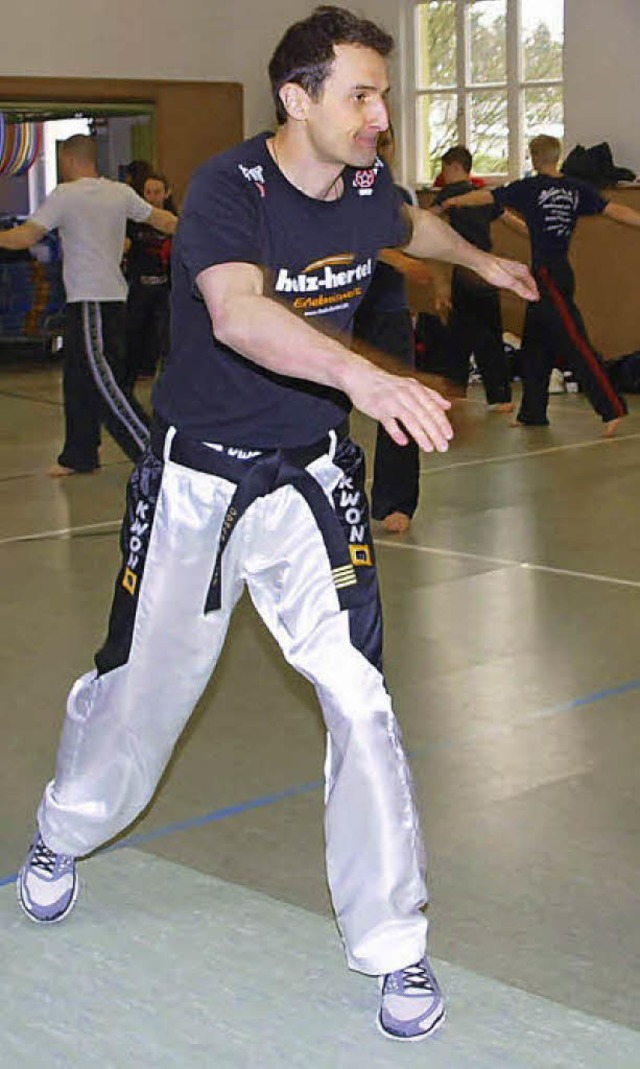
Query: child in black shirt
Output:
[[432, 145, 514, 411], [446, 134, 640, 433]]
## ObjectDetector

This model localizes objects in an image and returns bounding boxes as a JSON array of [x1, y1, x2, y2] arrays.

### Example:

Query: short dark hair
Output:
[[144, 171, 169, 189], [442, 145, 473, 172], [268, 6, 394, 125], [124, 159, 153, 196], [61, 134, 97, 165]]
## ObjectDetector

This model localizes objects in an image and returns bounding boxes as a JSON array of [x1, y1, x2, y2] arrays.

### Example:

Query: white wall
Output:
[[0, 0, 311, 137], [0, 1, 409, 139], [7, 1, 636, 177], [0, 0, 406, 158], [562, 0, 640, 174]]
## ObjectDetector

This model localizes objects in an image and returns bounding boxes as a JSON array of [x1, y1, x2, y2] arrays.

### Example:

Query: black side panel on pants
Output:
[[95, 449, 164, 676], [331, 438, 385, 675]]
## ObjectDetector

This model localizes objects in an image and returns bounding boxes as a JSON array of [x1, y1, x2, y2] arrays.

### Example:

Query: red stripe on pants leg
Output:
[[539, 267, 625, 419]]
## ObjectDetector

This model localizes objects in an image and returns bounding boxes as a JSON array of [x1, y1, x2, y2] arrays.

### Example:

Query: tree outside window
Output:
[[414, 0, 564, 184]]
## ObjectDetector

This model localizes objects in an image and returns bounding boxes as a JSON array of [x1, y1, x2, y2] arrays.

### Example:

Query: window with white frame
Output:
[[413, 0, 563, 185]]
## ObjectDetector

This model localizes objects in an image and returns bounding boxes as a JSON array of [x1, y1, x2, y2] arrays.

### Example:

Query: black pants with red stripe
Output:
[[58, 301, 151, 472], [517, 259, 627, 425]]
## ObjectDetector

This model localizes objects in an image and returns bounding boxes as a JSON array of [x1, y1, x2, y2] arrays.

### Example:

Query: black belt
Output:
[[150, 415, 361, 614]]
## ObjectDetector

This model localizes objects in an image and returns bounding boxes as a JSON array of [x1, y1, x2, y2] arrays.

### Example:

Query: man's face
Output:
[[303, 44, 390, 169], [143, 178, 167, 209]]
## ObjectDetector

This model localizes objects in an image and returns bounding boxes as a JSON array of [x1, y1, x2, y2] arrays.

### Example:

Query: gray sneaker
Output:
[[377, 955, 446, 1042], [17, 833, 78, 924]]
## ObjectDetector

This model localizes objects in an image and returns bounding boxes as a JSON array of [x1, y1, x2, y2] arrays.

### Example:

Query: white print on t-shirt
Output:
[[275, 256, 372, 294], [304, 301, 349, 317], [275, 254, 373, 317], [537, 186, 580, 237], [238, 163, 266, 198], [353, 155, 384, 196]]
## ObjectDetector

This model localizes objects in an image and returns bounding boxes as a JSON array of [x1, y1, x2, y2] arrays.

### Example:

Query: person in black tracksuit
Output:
[[125, 173, 173, 387], [352, 127, 423, 534], [432, 145, 514, 410], [446, 134, 640, 433]]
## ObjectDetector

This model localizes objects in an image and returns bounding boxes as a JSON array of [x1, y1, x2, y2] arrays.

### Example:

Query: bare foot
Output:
[[488, 402, 514, 413], [49, 463, 96, 478], [381, 512, 411, 534], [603, 417, 622, 438], [509, 419, 548, 428]]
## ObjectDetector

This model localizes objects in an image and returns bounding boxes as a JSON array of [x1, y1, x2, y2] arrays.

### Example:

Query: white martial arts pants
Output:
[[38, 424, 428, 975]]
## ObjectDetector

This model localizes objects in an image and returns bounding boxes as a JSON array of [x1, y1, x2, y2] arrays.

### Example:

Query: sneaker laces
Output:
[[30, 838, 71, 876], [400, 962, 436, 995]]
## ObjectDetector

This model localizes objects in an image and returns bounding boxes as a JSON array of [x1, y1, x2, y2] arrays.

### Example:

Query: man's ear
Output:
[[278, 82, 310, 122]]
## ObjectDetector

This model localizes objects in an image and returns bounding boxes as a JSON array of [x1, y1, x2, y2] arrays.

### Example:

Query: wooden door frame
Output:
[[0, 76, 244, 203]]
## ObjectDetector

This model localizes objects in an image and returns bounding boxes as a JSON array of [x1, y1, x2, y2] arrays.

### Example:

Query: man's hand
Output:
[[473, 255, 539, 301], [198, 260, 452, 453], [430, 270, 452, 321], [402, 206, 537, 301], [342, 363, 453, 453], [433, 288, 451, 321], [147, 207, 178, 235]]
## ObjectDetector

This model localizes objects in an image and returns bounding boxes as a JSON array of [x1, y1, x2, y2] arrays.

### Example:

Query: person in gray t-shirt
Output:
[[0, 134, 176, 475]]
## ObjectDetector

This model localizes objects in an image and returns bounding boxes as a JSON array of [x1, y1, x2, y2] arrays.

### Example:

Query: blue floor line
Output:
[[3, 678, 639, 889], [101, 778, 324, 853]]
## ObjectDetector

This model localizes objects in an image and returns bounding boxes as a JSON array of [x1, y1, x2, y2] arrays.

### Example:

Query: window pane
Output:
[[416, 93, 459, 184], [416, 1, 457, 89], [468, 0, 506, 84], [523, 86, 564, 162], [469, 91, 508, 174], [522, 0, 563, 81]]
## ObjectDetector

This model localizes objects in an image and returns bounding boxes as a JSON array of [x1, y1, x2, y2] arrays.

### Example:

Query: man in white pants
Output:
[[18, 6, 537, 1042], [0, 134, 176, 475]]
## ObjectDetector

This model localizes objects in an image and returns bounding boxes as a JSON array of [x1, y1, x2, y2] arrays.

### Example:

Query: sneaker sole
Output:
[[16, 868, 80, 925], [376, 1005, 446, 1043]]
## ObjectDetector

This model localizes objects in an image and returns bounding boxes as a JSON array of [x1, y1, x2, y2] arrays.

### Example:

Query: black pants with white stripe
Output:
[[58, 301, 150, 472]]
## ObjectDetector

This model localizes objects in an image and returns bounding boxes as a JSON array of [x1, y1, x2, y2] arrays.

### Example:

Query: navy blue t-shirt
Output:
[[126, 221, 171, 284], [153, 132, 410, 447], [355, 184, 414, 318], [492, 175, 607, 266], [434, 180, 501, 252]]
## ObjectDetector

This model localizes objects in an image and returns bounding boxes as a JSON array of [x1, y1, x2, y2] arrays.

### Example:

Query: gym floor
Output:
[[1, 358, 640, 1067]]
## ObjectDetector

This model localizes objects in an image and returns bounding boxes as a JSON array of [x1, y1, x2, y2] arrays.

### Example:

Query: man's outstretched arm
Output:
[[196, 261, 453, 454], [603, 201, 640, 228], [0, 221, 47, 251], [439, 189, 495, 210], [146, 207, 178, 235], [401, 204, 538, 302]]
